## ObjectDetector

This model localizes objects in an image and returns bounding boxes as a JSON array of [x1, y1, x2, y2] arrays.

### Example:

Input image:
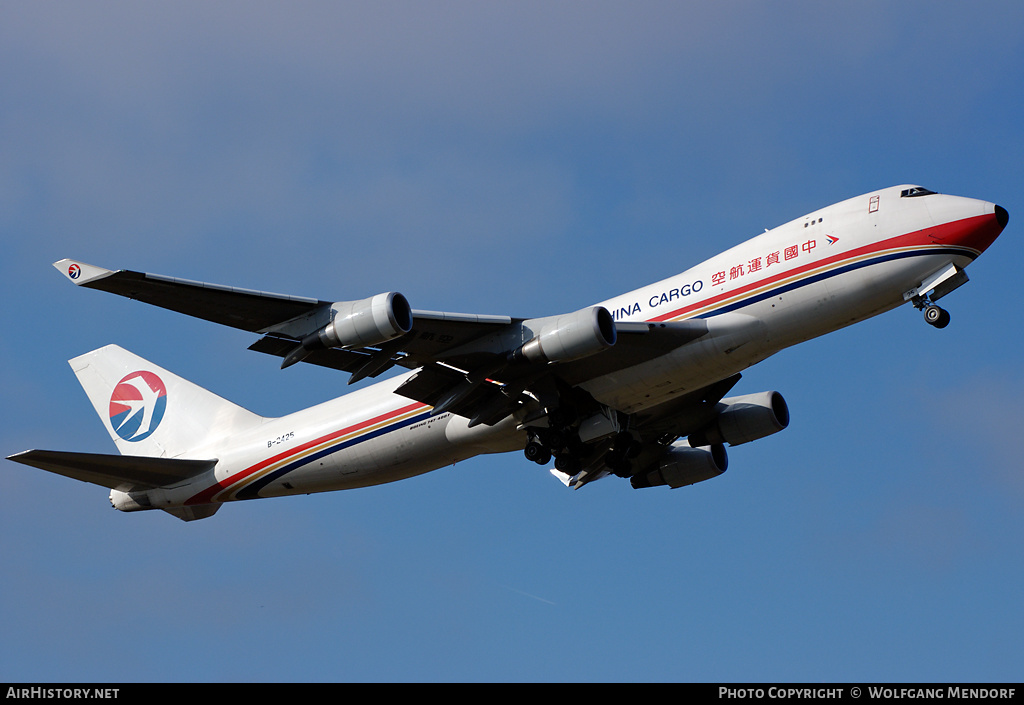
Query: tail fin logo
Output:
[[109, 371, 168, 442]]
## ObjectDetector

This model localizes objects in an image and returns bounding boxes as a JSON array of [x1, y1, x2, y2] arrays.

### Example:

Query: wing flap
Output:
[[248, 335, 380, 374], [630, 373, 743, 439], [394, 365, 520, 424], [7, 449, 216, 491]]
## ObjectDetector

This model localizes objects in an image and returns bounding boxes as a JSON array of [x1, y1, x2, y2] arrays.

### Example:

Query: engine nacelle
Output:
[[630, 441, 728, 489], [688, 391, 789, 447], [109, 488, 149, 512], [314, 292, 413, 349], [514, 306, 616, 364]]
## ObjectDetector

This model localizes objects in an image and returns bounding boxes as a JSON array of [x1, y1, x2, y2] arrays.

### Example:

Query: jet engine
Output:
[[512, 306, 617, 364], [312, 292, 413, 349], [687, 391, 789, 447], [280, 292, 414, 369], [630, 441, 728, 489]]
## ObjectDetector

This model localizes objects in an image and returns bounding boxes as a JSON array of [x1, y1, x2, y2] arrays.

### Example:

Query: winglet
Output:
[[53, 259, 115, 286]]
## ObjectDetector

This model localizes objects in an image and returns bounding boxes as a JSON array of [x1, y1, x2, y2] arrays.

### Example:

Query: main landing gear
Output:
[[524, 437, 582, 475], [524, 426, 641, 478], [523, 439, 552, 466]]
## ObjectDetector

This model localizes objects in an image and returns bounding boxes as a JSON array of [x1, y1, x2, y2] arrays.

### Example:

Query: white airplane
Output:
[[8, 185, 1008, 521]]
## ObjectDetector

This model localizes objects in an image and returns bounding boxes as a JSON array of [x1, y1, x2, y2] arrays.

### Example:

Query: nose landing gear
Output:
[[905, 263, 967, 330], [923, 304, 950, 329]]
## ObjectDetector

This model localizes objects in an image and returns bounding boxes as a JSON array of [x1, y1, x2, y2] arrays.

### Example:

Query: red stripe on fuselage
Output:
[[649, 214, 993, 324], [186, 401, 428, 505]]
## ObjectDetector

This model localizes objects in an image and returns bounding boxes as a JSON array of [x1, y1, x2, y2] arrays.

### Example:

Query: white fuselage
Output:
[[122, 185, 1004, 512]]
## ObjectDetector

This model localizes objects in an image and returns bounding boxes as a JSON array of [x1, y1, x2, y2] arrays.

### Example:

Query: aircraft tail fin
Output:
[[70, 344, 266, 458]]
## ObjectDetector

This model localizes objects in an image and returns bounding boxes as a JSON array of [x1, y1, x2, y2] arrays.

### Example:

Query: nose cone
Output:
[[996, 204, 1009, 229], [970, 202, 1009, 255], [974, 202, 1009, 254], [934, 200, 1009, 256]]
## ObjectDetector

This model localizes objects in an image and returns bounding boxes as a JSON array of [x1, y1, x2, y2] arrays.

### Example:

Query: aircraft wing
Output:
[[55, 259, 516, 381], [54, 259, 710, 429], [55, 259, 327, 332]]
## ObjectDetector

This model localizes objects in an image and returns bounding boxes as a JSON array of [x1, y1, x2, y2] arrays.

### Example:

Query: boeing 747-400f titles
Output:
[[8, 185, 1009, 521]]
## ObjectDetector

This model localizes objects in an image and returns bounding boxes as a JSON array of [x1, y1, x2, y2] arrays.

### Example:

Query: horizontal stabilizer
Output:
[[7, 449, 216, 491]]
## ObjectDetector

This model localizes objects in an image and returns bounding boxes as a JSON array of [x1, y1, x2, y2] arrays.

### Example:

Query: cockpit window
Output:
[[901, 187, 938, 198]]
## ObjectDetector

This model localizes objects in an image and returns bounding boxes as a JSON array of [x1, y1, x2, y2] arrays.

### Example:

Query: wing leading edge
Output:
[[54, 259, 325, 333]]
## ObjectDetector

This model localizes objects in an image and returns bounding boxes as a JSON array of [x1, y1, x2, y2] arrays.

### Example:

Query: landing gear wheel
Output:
[[554, 454, 579, 474], [524, 441, 551, 465], [924, 304, 950, 329]]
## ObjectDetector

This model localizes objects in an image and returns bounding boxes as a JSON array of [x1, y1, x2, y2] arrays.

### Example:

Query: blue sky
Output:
[[2, 1, 1022, 682]]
